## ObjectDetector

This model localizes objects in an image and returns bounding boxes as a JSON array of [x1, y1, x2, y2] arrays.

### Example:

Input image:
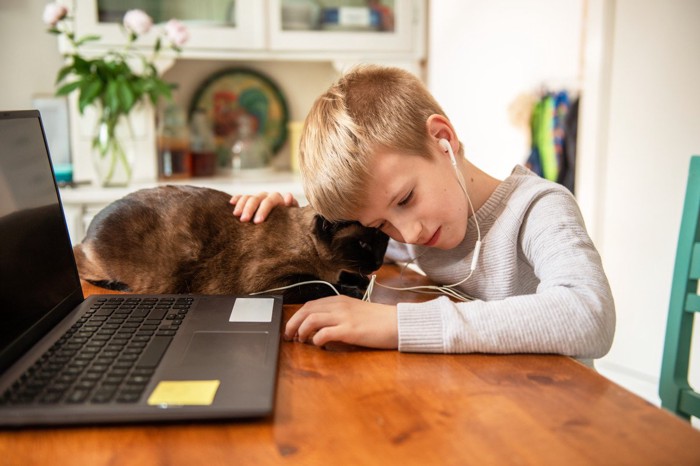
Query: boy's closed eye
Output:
[[398, 189, 414, 206], [373, 189, 414, 231]]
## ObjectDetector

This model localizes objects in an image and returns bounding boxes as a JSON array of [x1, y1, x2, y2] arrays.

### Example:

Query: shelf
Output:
[[58, 170, 306, 205], [59, 170, 306, 243]]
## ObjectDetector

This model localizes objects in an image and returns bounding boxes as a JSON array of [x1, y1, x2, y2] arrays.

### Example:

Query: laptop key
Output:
[[136, 336, 173, 368], [116, 390, 143, 403], [146, 308, 167, 321], [66, 389, 90, 403]]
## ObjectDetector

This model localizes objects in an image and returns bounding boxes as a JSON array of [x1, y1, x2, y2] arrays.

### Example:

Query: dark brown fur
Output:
[[73, 185, 388, 302]]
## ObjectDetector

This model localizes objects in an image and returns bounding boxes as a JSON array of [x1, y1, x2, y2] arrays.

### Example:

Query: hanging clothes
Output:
[[525, 90, 579, 193], [559, 96, 579, 193]]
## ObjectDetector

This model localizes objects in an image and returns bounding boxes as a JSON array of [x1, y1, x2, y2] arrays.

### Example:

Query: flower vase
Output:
[[91, 115, 136, 187]]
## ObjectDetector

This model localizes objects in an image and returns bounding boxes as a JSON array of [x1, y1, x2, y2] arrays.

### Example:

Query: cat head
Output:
[[313, 215, 389, 276]]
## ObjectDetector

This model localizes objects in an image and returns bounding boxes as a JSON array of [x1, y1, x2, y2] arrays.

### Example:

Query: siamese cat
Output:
[[73, 185, 389, 303]]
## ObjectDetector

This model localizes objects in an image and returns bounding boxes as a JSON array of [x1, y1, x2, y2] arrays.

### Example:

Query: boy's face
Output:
[[354, 147, 470, 249]]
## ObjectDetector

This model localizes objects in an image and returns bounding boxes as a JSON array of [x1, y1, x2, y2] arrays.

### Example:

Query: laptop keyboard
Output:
[[0, 296, 192, 406]]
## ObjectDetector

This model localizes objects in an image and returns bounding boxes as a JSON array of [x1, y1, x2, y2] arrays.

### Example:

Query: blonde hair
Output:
[[299, 65, 450, 221]]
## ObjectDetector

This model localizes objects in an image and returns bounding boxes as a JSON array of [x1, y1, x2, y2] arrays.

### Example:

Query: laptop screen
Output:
[[0, 110, 83, 371]]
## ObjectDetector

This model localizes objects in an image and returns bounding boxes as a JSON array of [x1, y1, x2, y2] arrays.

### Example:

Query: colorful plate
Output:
[[189, 67, 289, 154]]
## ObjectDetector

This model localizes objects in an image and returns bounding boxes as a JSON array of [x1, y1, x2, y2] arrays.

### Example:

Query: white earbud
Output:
[[439, 137, 482, 273], [439, 138, 457, 166]]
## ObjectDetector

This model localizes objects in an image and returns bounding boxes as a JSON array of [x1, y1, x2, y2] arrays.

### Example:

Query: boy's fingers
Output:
[[254, 198, 278, 223], [232, 194, 255, 217], [231, 195, 246, 216], [283, 192, 299, 207], [255, 193, 295, 222], [240, 194, 265, 221], [232, 192, 292, 222]]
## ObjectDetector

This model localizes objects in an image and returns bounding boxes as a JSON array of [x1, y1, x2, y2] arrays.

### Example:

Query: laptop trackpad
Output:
[[180, 331, 269, 368]]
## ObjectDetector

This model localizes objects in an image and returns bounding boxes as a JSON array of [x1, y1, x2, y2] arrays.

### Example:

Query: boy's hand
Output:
[[285, 295, 398, 350], [230, 192, 299, 223]]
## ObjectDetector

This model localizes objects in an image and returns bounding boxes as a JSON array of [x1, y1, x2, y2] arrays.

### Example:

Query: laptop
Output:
[[0, 110, 283, 427]]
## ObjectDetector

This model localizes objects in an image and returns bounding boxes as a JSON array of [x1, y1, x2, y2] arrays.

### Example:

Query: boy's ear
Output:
[[426, 114, 456, 146]]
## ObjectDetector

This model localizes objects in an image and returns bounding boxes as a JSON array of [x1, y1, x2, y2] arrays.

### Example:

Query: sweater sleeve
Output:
[[397, 189, 615, 359]]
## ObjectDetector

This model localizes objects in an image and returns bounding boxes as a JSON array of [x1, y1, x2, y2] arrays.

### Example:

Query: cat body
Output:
[[73, 185, 388, 302]]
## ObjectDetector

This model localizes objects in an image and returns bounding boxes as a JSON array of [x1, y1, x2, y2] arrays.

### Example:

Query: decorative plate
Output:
[[189, 67, 289, 154]]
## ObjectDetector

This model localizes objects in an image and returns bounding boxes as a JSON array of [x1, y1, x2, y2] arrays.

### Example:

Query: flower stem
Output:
[[93, 116, 134, 186]]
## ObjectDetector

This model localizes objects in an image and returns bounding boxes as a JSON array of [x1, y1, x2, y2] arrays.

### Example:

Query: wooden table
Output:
[[1, 265, 700, 465]]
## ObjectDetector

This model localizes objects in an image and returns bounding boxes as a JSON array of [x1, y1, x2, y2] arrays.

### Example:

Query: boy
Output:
[[231, 65, 615, 365]]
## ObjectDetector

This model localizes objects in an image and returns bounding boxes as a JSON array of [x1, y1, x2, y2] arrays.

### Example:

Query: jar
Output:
[[230, 114, 271, 171], [157, 102, 191, 180], [189, 109, 217, 177]]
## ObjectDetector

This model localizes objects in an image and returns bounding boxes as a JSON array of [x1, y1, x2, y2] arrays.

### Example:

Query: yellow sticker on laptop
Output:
[[147, 380, 220, 406]]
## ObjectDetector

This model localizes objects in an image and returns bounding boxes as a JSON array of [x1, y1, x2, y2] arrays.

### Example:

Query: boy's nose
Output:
[[394, 219, 422, 245]]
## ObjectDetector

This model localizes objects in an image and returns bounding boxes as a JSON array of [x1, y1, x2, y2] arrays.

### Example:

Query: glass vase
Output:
[[91, 114, 136, 187]]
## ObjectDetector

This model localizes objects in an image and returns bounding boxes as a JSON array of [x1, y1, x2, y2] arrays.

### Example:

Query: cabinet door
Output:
[[268, 0, 422, 55], [73, 0, 265, 51]]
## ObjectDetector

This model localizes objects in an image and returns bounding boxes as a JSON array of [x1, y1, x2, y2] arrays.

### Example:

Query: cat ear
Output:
[[313, 215, 336, 244]]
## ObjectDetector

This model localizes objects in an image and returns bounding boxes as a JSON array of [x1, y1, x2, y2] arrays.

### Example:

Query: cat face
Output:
[[313, 216, 389, 276]]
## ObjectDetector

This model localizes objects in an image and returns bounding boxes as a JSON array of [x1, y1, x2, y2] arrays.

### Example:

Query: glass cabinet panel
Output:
[[280, 0, 395, 32], [96, 0, 237, 25], [74, 0, 265, 51], [270, 0, 417, 53], [69, 1, 422, 56]]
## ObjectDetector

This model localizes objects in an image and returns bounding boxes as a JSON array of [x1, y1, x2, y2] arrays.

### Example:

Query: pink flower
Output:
[[42, 3, 67, 26], [165, 19, 190, 47], [123, 9, 153, 36]]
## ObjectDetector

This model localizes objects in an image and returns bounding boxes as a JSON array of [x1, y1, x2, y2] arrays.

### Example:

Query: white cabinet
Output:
[[61, 0, 425, 62], [70, 1, 266, 52], [268, 0, 422, 57]]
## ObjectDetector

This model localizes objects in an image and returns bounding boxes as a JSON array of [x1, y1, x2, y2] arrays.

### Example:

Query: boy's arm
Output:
[[397, 189, 615, 360], [230, 192, 298, 223]]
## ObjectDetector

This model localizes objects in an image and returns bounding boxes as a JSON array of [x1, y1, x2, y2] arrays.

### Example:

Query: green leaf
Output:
[[105, 80, 120, 115], [78, 77, 104, 113], [74, 34, 101, 47], [55, 64, 75, 84], [72, 55, 91, 75], [143, 78, 172, 106], [129, 78, 144, 97], [55, 80, 82, 97], [117, 77, 135, 113], [157, 80, 173, 97]]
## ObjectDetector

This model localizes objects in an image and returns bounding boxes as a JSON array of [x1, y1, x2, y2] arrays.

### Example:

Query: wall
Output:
[[427, 0, 584, 179], [592, 0, 700, 402], [429, 0, 700, 407], [0, 0, 65, 109]]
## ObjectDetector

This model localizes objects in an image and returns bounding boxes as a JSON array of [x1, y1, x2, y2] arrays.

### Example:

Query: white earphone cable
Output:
[[363, 138, 482, 303], [252, 139, 481, 304]]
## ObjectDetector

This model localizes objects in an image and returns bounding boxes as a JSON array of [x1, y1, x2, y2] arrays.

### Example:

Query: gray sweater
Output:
[[387, 166, 615, 362]]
